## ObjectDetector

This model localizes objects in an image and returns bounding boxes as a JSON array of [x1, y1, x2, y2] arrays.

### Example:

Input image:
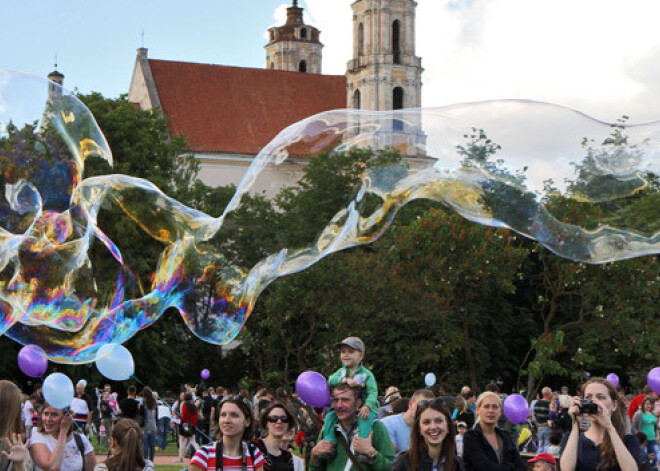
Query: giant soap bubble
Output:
[[1, 70, 660, 363]]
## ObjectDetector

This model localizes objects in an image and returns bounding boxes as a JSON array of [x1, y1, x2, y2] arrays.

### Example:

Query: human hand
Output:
[[2, 433, 28, 463], [359, 405, 370, 420], [568, 396, 582, 422], [353, 432, 375, 456], [345, 378, 358, 387], [311, 440, 335, 461], [59, 414, 73, 436]]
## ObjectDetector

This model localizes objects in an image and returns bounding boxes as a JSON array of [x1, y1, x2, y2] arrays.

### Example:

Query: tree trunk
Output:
[[460, 305, 478, 391]]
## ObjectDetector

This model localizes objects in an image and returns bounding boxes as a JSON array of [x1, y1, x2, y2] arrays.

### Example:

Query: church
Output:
[[126, 0, 424, 193]]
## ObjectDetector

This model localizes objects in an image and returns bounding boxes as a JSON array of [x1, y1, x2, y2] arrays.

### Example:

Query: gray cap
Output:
[[336, 336, 365, 353]]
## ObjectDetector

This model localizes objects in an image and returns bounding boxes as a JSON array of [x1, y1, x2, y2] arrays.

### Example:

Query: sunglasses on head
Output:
[[416, 398, 445, 410], [222, 395, 251, 407], [267, 415, 289, 423]]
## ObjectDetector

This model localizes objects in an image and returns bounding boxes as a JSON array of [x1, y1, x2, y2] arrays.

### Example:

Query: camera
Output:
[[579, 399, 599, 414]]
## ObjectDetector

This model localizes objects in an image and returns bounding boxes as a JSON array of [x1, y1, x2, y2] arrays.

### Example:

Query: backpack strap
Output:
[[74, 433, 86, 471]]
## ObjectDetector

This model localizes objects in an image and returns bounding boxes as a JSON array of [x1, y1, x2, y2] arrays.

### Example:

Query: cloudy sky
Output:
[[2, 0, 660, 122]]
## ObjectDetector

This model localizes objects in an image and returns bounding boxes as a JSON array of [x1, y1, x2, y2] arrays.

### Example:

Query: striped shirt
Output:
[[191, 441, 265, 471]]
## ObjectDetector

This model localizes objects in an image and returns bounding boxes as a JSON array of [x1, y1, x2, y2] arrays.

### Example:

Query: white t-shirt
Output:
[[23, 400, 34, 426], [30, 430, 93, 471]]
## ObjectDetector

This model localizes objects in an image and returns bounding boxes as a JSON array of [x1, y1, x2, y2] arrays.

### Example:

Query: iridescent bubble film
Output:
[[2, 70, 660, 363]]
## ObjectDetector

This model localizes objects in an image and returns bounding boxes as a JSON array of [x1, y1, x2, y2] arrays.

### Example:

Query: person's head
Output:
[[336, 337, 365, 369], [465, 390, 476, 406], [475, 391, 502, 427], [0, 380, 23, 438], [642, 397, 654, 413], [528, 452, 557, 471], [104, 384, 112, 394], [391, 397, 410, 415], [454, 395, 468, 413], [460, 386, 471, 396], [616, 386, 625, 398], [127, 385, 137, 397], [331, 383, 361, 423], [456, 421, 467, 435], [218, 396, 255, 441], [38, 403, 69, 436], [583, 377, 628, 469], [561, 386, 569, 395], [141, 387, 156, 409], [485, 383, 500, 394], [549, 430, 562, 446], [409, 399, 455, 471], [542, 387, 552, 399], [260, 402, 297, 439], [106, 418, 145, 471], [384, 386, 401, 404], [636, 432, 647, 448], [76, 381, 85, 396], [407, 389, 435, 419]]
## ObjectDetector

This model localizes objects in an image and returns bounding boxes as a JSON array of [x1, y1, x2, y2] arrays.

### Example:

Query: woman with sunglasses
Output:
[[189, 396, 265, 471], [462, 392, 526, 471], [253, 403, 298, 471], [392, 399, 463, 471]]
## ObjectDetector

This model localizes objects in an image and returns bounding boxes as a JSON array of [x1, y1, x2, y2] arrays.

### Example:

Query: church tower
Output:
[[47, 69, 64, 101], [346, 0, 423, 111], [265, 0, 323, 74]]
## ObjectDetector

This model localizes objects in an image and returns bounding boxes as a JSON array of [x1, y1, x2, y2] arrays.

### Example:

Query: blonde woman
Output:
[[462, 391, 526, 471]]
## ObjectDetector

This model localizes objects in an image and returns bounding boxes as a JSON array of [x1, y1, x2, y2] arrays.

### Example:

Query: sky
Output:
[[2, 0, 660, 123]]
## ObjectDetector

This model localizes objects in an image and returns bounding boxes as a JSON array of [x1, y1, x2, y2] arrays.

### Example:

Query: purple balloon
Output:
[[606, 373, 619, 388], [585, 372, 591, 377], [503, 394, 528, 425], [18, 344, 48, 378], [201, 369, 210, 380], [295, 371, 330, 408], [648, 368, 660, 395]]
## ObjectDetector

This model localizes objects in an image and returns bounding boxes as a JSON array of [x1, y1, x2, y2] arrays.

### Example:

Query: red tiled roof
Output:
[[148, 60, 347, 155]]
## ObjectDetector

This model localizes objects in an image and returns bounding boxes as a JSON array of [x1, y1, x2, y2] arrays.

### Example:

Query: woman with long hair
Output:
[[462, 391, 526, 471], [253, 402, 297, 471], [30, 402, 97, 471], [173, 392, 198, 464], [189, 396, 264, 471], [631, 396, 658, 466], [560, 377, 641, 471], [93, 419, 154, 471], [392, 398, 463, 471], [138, 388, 158, 462], [0, 380, 29, 471]]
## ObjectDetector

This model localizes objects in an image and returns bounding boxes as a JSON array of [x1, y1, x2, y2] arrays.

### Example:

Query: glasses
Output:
[[267, 415, 289, 423]]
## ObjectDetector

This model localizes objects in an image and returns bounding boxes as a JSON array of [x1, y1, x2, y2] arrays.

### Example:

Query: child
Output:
[[527, 452, 557, 471], [546, 430, 562, 456], [321, 337, 378, 462], [455, 421, 467, 458]]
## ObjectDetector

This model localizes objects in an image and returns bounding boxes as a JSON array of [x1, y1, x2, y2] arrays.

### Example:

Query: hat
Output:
[[336, 337, 365, 353], [456, 421, 468, 428], [528, 452, 557, 465]]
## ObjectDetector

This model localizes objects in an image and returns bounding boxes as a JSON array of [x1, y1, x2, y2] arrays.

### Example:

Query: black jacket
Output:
[[391, 450, 464, 471], [463, 424, 526, 471]]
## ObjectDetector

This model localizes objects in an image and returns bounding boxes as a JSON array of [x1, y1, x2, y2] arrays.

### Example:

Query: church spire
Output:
[[292, 0, 298, 7]]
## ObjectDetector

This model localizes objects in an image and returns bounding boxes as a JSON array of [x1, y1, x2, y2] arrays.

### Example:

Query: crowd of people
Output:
[[0, 335, 656, 470]]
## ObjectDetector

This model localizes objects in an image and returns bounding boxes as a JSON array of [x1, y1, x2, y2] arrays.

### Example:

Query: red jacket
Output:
[[628, 393, 646, 421], [181, 402, 198, 426]]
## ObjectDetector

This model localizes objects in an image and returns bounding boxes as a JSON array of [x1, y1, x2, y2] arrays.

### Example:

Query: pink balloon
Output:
[[648, 368, 660, 395], [18, 345, 48, 378], [295, 371, 330, 408], [606, 373, 619, 388], [503, 394, 528, 424]]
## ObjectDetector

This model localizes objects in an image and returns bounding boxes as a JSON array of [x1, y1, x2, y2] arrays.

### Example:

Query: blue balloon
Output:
[[424, 372, 437, 387], [43, 373, 74, 409], [95, 344, 135, 380]]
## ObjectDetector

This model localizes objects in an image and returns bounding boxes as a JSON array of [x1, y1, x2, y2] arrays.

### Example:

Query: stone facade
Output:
[[346, 0, 423, 111]]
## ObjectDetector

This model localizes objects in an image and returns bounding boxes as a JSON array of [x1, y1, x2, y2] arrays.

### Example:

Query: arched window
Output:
[[392, 20, 401, 64], [353, 89, 361, 110], [299, 60, 307, 72], [300, 28, 307, 39], [393, 87, 404, 130], [358, 23, 364, 56]]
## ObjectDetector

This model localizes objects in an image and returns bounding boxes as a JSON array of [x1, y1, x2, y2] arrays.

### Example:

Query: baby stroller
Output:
[[517, 419, 538, 453]]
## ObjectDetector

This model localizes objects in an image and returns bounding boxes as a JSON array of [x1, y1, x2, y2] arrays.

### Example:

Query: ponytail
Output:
[[106, 418, 146, 471]]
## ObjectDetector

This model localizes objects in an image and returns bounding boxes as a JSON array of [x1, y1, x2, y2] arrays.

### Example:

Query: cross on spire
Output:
[[292, 0, 298, 7]]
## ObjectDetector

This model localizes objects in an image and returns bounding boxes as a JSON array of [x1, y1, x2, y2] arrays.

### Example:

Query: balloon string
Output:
[[65, 408, 88, 436], [132, 375, 214, 445]]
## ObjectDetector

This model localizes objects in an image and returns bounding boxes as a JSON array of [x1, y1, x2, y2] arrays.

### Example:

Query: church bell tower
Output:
[[346, 0, 423, 111], [265, 0, 323, 74]]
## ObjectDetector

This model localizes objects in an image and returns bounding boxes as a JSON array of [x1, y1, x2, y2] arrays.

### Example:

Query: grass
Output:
[[155, 467, 187, 471]]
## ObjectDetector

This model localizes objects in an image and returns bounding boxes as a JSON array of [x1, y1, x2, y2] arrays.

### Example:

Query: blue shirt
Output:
[[380, 413, 410, 452]]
